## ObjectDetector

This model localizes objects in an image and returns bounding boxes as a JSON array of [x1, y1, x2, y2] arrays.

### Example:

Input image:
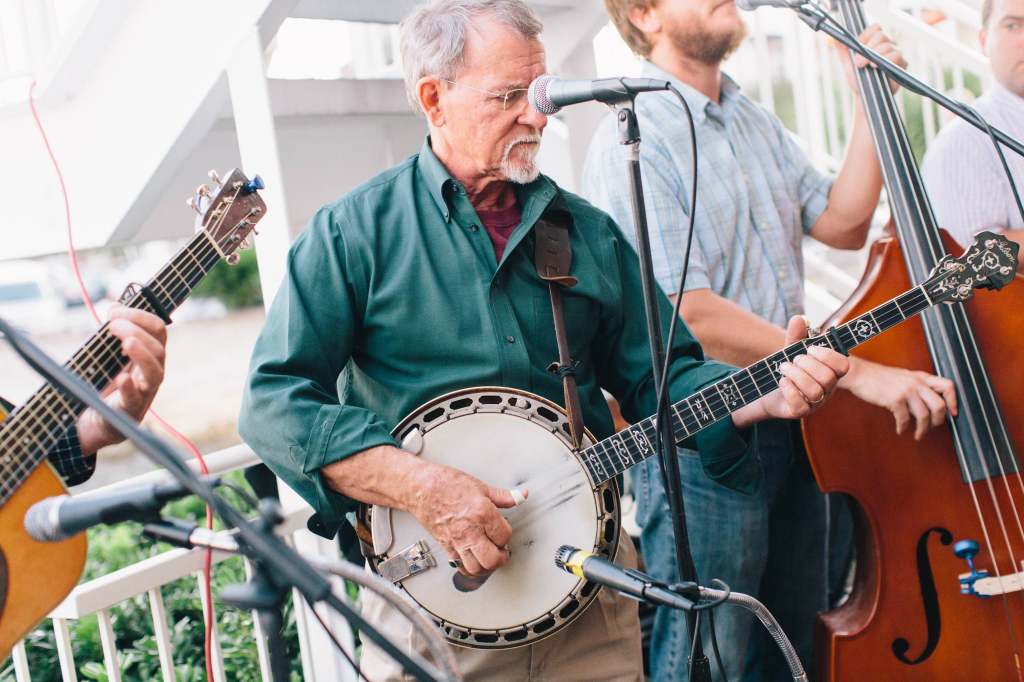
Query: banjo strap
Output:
[[533, 208, 585, 451]]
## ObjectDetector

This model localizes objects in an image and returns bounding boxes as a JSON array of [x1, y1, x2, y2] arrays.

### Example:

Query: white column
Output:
[[227, 27, 292, 305], [227, 26, 356, 682]]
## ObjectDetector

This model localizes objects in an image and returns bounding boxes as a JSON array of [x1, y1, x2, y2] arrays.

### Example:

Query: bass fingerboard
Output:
[[580, 284, 936, 485]]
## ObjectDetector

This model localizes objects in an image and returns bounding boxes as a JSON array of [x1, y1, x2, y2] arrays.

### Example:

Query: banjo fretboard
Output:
[[580, 285, 936, 485]]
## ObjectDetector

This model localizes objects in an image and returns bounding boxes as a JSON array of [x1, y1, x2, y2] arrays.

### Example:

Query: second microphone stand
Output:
[[612, 98, 713, 681]]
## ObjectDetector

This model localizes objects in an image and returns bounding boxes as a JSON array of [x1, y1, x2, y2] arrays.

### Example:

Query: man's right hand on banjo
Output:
[[322, 443, 527, 576]]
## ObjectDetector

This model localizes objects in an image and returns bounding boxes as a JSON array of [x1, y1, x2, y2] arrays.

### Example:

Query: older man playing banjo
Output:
[[239, 0, 847, 678]]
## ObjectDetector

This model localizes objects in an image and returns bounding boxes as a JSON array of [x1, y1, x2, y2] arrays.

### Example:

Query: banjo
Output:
[[360, 232, 1018, 650]]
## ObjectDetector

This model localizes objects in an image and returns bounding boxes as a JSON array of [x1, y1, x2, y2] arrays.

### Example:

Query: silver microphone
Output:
[[528, 75, 670, 115], [735, 0, 804, 10]]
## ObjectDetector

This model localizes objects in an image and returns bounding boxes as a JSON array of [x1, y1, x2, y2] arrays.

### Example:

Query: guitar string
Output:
[[0, 251, 221, 495], [0, 234, 225, 458], [0, 189, 246, 494], [835, 0, 1024, 651], [399, 281, 949, 565], [0, 236, 223, 479]]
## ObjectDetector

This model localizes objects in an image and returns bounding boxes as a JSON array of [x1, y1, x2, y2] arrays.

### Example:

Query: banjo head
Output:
[[361, 387, 620, 649]]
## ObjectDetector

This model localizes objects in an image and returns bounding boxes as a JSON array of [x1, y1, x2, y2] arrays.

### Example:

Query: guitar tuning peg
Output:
[[186, 196, 200, 213], [196, 184, 210, 197], [208, 170, 222, 185]]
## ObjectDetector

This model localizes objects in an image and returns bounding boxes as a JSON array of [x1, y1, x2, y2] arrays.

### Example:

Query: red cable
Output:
[[29, 81, 217, 682]]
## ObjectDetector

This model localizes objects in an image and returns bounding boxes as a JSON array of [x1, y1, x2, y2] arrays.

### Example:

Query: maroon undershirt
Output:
[[476, 202, 522, 262]]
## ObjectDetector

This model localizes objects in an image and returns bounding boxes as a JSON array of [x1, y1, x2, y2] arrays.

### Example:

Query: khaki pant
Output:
[[360, 530, 643, 681]]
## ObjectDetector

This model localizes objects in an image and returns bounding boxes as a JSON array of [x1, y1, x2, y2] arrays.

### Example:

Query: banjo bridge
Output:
[[378, 540, 437, 584]]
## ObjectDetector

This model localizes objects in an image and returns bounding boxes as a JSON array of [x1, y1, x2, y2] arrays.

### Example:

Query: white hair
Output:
[[399, 0, 544, 113]]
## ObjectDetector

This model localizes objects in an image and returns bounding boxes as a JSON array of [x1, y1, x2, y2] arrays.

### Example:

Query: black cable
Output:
[[653, 84, 701, 434], [959, 103, 1024, 228], [221, 481, 260, 511], [306, 596, 371, 682], [688, 609, 701, 681], [708, 607, 729, 682], [644, 81, 704, 661]]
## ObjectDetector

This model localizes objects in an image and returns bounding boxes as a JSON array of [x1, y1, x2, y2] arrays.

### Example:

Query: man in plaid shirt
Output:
[[1, 306, 168, 486]]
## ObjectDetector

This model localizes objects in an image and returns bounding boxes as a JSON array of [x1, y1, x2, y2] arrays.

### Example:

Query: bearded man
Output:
[[239, 0, 849, 679], [582, 2, 956, 680]]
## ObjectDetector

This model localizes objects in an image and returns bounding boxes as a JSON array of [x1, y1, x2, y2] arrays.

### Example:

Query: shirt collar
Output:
[[416, 136, 560, 223], [640, 61, 742, 126], [417, 137, 457, 222]]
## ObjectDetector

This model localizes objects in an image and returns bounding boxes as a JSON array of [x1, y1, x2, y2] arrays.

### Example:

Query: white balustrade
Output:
[[11, 444, 324, 681]]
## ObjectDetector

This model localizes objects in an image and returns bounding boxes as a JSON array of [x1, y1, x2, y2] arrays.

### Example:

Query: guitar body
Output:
[[360, 387, 621, 649], [0, 463, 85, 655]]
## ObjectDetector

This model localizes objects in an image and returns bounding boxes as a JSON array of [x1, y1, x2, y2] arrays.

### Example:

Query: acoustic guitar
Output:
[[0, 169, 265, 657]]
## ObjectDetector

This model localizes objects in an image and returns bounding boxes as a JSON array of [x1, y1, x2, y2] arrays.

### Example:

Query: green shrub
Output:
[[191, 249, 264, 310]]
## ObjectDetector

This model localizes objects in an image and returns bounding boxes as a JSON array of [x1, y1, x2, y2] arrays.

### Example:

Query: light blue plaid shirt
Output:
[[581, 62, 834, 328]]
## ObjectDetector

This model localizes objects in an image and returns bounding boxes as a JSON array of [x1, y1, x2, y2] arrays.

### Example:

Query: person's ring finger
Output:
[[779, 362, 825, 405]]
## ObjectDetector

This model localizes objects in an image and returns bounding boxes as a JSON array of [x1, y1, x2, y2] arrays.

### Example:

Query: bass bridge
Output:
[[954, 539, 1024, 598]]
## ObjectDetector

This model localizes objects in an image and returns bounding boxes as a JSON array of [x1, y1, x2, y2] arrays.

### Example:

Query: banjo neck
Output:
[[580, 234, 1016, 485]]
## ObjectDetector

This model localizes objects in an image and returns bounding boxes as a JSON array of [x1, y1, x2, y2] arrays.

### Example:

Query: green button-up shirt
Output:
[[239, 140, 759, 539]]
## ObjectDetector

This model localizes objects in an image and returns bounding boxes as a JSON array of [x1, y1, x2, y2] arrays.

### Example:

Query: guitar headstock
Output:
[[923, 231, 1019, 304], [188, 169, 267, 265]]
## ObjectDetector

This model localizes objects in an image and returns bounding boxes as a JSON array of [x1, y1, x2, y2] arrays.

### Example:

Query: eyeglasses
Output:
[[442, 79, 530, 112]]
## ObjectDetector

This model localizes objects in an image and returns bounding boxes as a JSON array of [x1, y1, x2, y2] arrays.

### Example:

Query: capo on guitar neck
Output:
[[119, 283, 173, 325]]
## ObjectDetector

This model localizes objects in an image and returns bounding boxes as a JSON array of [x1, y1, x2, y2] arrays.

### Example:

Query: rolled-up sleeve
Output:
[[239, 207, 399, 539], [0, 396, 95, 486]]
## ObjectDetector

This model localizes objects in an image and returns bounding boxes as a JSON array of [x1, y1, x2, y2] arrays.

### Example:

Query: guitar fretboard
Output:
[[580, 285, 935, 485], [0, 232, 224, 503]]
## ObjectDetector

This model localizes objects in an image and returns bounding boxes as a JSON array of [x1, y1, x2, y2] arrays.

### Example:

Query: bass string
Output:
[[837, 0, 1024, 651]]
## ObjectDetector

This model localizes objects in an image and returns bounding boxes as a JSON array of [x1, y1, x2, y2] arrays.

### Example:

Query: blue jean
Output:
[[635, 419, 826, 682]]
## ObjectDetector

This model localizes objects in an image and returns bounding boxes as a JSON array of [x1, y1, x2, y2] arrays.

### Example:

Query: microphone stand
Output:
[[611, 99, 712, 682], [0, 316, 446, 682], [786, 1, 1024, 159]]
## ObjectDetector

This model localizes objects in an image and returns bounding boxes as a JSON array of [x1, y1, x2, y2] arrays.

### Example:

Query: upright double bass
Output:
[[802, 1, 1024, 680]]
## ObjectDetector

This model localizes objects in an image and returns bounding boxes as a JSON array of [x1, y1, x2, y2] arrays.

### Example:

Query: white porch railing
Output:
[[9, 444, 355, 682], [727, 0, 990, 310]]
